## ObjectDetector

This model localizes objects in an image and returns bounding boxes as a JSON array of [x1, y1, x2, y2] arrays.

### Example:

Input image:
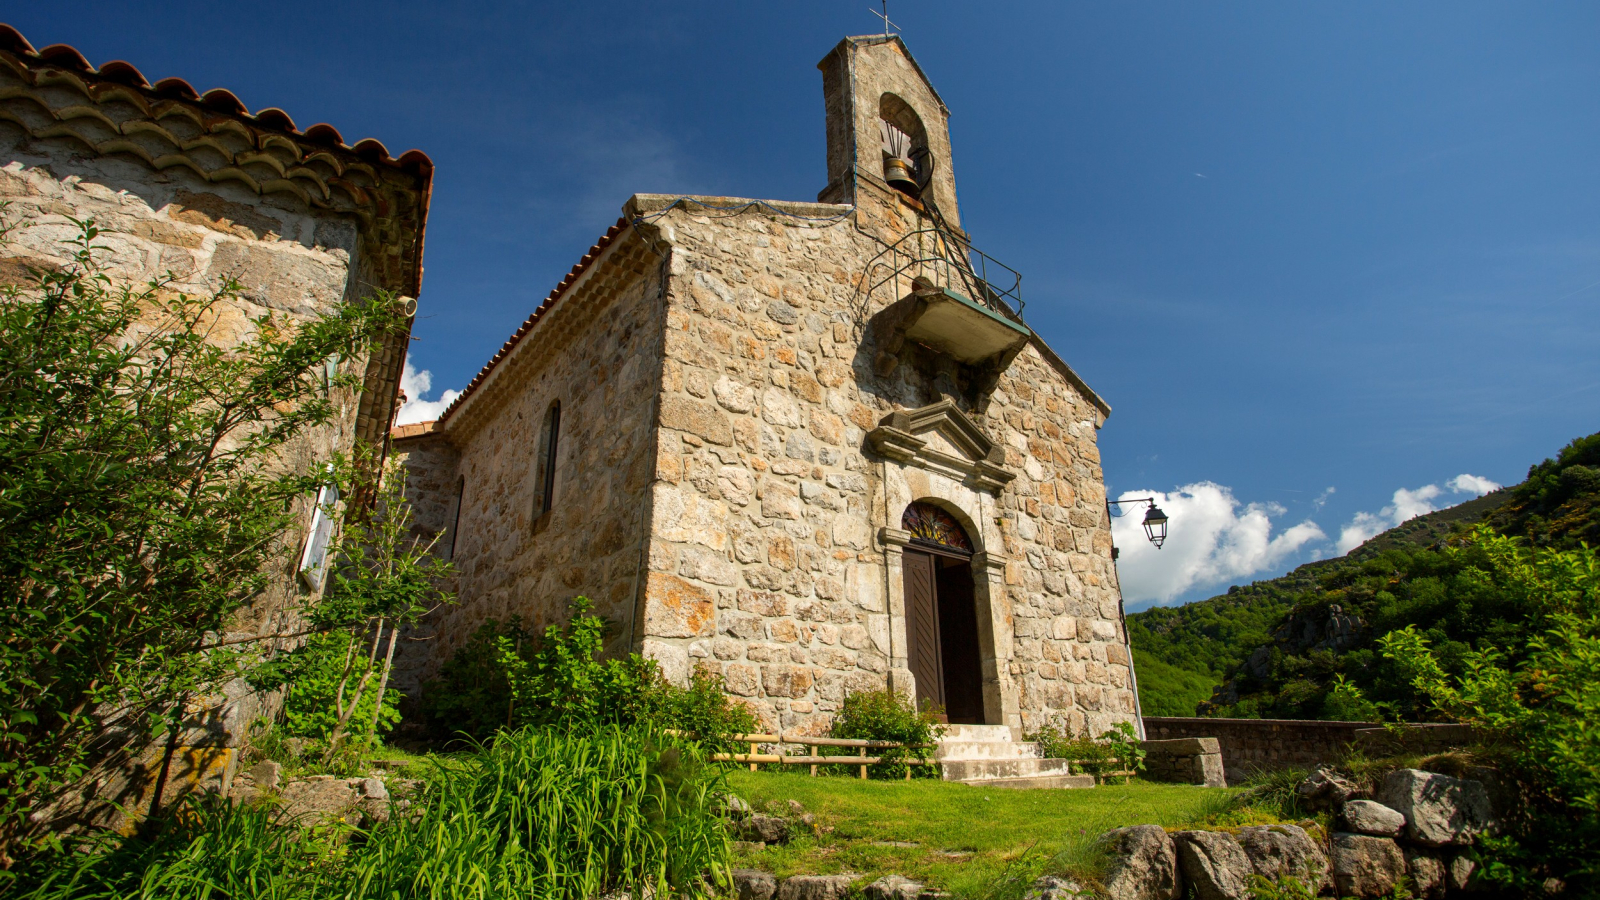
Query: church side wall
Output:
[[636, 198, 1135, 737], [401, 255, 667, 686]]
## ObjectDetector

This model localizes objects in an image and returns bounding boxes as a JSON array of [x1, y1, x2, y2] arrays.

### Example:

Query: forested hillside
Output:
[[1128, 431, 1600, 720]]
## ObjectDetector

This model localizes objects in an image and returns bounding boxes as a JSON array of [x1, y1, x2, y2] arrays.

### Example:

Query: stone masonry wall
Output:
[[395, 233, 667, 683], [1143, 716, 1372, 784], [632, 184, 1134, 737]]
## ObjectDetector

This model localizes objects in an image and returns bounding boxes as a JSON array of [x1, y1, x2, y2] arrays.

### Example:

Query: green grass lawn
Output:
[[723, 770, 1235, 898]]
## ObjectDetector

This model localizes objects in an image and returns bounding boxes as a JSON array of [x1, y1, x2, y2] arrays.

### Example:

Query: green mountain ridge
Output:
[[1128, 431, 1600, 721]]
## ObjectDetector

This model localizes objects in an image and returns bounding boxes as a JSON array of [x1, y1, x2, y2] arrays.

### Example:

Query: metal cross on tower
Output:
[[869, 1, 899, 37]]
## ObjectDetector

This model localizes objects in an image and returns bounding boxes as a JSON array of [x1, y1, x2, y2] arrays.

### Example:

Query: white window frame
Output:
[[297, 482, 340, 591]]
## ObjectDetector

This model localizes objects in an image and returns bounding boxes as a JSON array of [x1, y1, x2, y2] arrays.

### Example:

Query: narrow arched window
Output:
[[533, 401, 561, 523], [446, 475, 465, 561]]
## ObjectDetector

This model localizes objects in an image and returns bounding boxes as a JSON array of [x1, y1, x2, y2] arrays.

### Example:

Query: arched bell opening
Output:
[[899, 500, 986, 724]]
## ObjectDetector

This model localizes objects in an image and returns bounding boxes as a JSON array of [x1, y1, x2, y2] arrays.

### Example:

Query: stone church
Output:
[[394, 35, 1138, 738]]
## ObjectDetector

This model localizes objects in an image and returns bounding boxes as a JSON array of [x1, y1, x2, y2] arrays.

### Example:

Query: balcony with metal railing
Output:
[[863, 228, 1032, 366]]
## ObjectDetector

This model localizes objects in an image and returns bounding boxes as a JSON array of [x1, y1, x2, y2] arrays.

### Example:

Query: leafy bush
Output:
[[251, 630, 402, 747], [1025, 719, 1145, 782], [421, 598, 755, 752], [1373, 529, 1600, 892], [14, 725, 731, 900], [828, 689, 944, 778], [418, 618, 533, 744]]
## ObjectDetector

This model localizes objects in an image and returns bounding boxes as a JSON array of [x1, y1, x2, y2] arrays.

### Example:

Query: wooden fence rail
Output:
[[712, 732, 938, 779]]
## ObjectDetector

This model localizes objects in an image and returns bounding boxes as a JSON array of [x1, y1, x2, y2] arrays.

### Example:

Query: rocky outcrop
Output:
[[1173, 831, 1252, 900], [1377, 769, 1497, 847], [1295, 765, 1366, 812], [734, 870, 778, 900], [775, 875, 855, 900], [736, 813, 792, 844], [1342, 799, 1405, 837], [1329, 833, 1406, 898], [1100, 825, 1181, 900], [1235, 823, 1327, 886]]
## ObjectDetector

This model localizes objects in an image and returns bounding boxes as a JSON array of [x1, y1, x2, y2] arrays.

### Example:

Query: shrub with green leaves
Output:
[[418, 617, 534, 744], [421, 598, 756, 751], [1370, 528, 1600, 891], [828, 689, 944, 778], [1025, 719, 1145, 781]]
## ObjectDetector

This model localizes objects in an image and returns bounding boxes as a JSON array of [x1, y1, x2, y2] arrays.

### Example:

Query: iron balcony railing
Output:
[[863, 228, 1025, 320]]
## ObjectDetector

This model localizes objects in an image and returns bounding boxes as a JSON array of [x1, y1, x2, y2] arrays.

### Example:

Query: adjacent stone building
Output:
[[393, 35, 1137, 737], [0, 23, 430, 811]]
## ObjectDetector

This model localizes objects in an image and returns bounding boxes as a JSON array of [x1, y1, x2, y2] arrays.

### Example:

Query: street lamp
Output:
[[1107, 497, 1169, 549]]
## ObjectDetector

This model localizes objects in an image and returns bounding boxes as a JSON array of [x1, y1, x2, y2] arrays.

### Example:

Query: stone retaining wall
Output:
[[1143, 716, 1371, 784]]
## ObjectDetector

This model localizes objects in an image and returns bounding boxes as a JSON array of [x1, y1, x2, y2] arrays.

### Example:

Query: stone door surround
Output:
[[870, 400, 1020, 733]]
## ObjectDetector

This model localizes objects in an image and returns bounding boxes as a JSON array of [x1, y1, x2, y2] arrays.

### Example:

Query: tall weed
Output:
[[12, 725, 731, 900]]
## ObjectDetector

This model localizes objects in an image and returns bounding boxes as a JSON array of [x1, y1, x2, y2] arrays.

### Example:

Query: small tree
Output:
[[251, 462, 453, 761], [0, 211, 406, 858]]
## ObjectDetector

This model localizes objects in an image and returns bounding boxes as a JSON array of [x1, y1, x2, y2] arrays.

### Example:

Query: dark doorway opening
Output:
[[900, 502, 985, 724]]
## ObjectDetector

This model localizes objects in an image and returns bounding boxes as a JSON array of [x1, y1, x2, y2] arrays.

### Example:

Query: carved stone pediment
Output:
[[867, 400, 1016, 492]]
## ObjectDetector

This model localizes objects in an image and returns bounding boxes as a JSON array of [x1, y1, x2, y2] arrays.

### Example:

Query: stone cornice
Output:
[[867, 400, 1016, 493]]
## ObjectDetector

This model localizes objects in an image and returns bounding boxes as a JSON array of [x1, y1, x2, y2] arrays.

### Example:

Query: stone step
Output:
[[933, 741, 1042, 761], [940, 756, 1077, 782], [940, 724, 1014, 743], [962, 773, 1097, 790]]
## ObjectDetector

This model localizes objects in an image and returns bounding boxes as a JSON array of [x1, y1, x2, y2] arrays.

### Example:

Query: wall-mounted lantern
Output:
[[1107, 497, 1169, 550]]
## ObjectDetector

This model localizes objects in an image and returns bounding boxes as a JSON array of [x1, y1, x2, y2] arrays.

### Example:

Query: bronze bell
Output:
[[883, 156, 919, 195]]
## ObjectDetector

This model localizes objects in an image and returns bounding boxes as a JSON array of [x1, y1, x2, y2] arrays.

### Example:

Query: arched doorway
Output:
[[900, 501, 985, 724]]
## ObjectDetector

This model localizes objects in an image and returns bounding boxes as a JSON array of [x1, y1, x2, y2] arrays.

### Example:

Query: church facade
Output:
[[394, 35, 1138, 738]]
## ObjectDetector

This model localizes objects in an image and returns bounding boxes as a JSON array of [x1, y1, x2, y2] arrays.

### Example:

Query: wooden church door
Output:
[[900, 503, 985, 724]]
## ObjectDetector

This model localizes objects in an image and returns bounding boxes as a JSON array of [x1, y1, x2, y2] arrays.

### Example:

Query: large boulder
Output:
[[277, 776, 359, 826], [1100, 825, 1182, 900], [1173, 831, 1251, 900], [1404, 849, 1447, 900], [1342, 799, 1405, 837], [1329, 833, 1406, 898], [864, 876, 924, 900], [734, 870, 778, 900], [1377, 769, 1496, 847], [1295, 765, 1365, 812], [776, 875, 855, 900], [1236, 823, 1328, 887]]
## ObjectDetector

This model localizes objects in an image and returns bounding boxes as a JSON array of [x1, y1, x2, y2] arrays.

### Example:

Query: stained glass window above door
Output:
[[901, 501, 973, 553]]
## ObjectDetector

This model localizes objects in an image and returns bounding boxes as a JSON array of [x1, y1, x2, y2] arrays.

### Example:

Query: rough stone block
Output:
[[642, 573, 715, 638], [1329, 833, 1406, 898], [1173, 830, 1250, 900]]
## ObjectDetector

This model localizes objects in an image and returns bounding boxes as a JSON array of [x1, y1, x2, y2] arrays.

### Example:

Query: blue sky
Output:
[[17, 2, 1600, 608]]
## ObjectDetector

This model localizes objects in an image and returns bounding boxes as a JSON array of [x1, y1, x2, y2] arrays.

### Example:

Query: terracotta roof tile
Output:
[[0, 22, 432, 178]]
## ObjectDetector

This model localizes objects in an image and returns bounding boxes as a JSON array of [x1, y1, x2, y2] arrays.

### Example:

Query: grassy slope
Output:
[[725, 770, 1230, 896], [1130, 648, 1219, 718]]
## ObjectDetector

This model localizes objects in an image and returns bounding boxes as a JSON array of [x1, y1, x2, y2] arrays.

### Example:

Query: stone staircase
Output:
[[935, 724, 1095, 789]]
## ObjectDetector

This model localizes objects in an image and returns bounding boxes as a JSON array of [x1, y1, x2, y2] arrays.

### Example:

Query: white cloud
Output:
[[1113, 482, 1326, 605], [394, 359, 460, 426], [1448, 473, 1502, 496], [1334, 473, 1503, 554]]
